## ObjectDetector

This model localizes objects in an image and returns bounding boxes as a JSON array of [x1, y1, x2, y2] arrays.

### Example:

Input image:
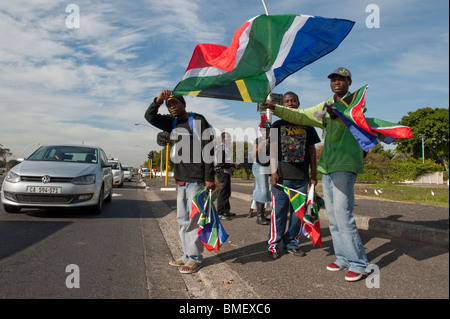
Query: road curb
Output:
[[232, 191, 449, 249], [144, 185, 261, 299]]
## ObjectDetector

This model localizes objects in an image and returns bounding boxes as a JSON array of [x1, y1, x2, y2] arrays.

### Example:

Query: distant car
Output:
[[122, 166, 132, 182], [141, 168, 150, 179], [1, 145, 113, 214], [110, 160, 124, 187]]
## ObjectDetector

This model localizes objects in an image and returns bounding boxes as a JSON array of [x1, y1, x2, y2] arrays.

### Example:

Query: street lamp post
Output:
[[134, 122, 159, 133]]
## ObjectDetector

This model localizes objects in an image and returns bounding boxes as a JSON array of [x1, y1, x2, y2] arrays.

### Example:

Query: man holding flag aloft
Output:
[[144, 90, 216, 274], [264, 68, 370, 282]]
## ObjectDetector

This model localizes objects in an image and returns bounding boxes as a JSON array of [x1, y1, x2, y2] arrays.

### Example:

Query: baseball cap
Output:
[[166, 95, 186, 107], [327, 67, 352, 80]]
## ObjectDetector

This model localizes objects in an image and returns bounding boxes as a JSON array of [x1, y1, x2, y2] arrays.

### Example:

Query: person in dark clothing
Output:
[[144, 89, 215, 274], [267, 92, 320, 259], [214, 132, 238, 220], [251, 121, 271, 225]]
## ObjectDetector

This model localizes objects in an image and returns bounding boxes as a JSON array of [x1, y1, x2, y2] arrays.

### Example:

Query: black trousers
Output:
[[216, 171, 231, 215]]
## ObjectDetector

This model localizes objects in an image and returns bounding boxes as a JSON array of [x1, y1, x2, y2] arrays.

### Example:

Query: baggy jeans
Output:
[[177, 182, 204, 264], [322, 172, 369, 274]]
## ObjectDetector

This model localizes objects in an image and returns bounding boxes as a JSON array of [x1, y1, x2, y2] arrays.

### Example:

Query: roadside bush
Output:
[[356, 155, 445, 183], [357, 167, 382, 182], [232, 167, 253, 179], [385, 158, 443, 182], [231, 155, 446, 184]]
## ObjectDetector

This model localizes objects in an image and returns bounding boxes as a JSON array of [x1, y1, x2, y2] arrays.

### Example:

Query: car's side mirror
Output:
[[102, 161, 113, 167]]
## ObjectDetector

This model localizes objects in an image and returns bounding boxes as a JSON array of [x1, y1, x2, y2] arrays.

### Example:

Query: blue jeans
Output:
[[177, 182, 204, 264], [322, 172, 368, 274], [268, 178, 308, 252], [252, 162, 271, 203]]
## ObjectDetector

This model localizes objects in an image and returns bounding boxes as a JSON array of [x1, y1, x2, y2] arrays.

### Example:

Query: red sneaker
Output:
[[326, 263, 344, 272], [345, 271, 364, 282]]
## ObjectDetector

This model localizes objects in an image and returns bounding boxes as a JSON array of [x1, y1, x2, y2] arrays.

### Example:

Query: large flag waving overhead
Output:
[[173, 14, 355, 103], [332, 85, 413, 151]]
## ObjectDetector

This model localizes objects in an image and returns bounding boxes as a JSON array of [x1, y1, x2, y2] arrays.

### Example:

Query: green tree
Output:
[[0, 143, 13, 168], [233, 141, 252, 179], [395, 107, 449, 170], [362, 144, 396, 182], [144, 149, 173, 171]]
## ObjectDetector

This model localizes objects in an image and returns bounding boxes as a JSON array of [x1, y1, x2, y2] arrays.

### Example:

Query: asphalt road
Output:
[[0, 180, 187, 299]]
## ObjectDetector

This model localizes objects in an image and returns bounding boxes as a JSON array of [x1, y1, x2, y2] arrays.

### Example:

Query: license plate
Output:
[[27, 186, 62, 194]]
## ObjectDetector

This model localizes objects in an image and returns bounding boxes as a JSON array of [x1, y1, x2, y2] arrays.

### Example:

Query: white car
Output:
[[110, 160, 124, 187], [1, 145, 113, 214], [141, 168, 150, 179], [122, 166, 132, 182]]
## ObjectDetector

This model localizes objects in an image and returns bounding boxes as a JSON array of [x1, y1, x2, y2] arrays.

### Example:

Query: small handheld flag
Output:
[[301, 185, 325, 247], [191, 188, 229, 251], [332, 85, 412, 151], [277, 183, 324, 247], [277, 183, 307, 219], [259, 113, 271, 128]]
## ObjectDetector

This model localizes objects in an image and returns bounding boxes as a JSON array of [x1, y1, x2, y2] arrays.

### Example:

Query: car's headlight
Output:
[[72, 174, 96, 185], [114, 171, 120, 176], [5, 171, 21, 183]]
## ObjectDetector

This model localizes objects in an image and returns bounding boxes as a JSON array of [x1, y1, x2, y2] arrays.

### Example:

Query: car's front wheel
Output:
[[90, 187, 103, 215], [105, 181, 113, 203]]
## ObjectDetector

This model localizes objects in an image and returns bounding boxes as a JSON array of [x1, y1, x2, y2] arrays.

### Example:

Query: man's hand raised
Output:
[[156, 90, 173, 104]]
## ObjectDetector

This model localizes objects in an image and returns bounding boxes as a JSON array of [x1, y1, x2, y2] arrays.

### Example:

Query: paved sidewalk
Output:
[[142, 177, 449, 299], [231, 179, 449, 248]]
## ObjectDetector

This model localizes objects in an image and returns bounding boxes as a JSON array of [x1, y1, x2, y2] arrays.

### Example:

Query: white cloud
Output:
[[389, 47, 449, 78], [143, 0, 226, 43]]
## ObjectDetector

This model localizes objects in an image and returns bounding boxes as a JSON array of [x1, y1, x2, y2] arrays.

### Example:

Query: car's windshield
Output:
[[27, 146, 98, 164], [111, 162, 121, 169]]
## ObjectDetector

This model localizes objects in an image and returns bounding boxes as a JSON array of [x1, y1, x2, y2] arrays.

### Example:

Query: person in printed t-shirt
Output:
[[267, 91, 320, 260]]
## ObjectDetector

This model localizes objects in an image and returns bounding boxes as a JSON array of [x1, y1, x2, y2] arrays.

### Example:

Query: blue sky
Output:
[[0, 0, 448, 168]]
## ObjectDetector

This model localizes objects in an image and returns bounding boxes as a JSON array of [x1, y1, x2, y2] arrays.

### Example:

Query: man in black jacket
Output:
[[145, 90, 215, 274], [214, 132, 238, 220]]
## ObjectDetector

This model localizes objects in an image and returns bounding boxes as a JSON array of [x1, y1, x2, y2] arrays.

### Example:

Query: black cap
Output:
[[327, 67, 352, 80], [166, 95, 186, 107]]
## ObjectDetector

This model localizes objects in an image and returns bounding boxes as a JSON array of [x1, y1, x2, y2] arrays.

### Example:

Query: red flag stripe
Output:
[[348, 88, 377, 136], [185, 21, 252, 73], [372, 126, 412, 138]]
